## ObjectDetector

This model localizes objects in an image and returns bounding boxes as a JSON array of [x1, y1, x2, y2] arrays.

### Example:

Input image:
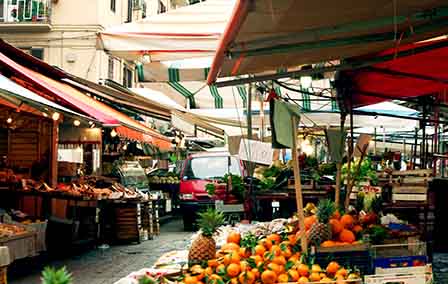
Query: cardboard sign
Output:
[[238, 139, 273, 165]]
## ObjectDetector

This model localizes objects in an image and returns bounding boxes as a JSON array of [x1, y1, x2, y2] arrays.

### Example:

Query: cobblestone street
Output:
[[9, 219, 192, 284]]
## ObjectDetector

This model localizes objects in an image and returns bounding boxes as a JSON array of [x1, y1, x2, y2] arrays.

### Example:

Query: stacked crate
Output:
[[389, 170, 432, 203], [141, 201, 153, 240], [114, 202, 142, 243]]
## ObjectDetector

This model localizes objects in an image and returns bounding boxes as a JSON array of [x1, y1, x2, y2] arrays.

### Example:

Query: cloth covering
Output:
[[325, 128, 346, 162], [272, 100, 301, 149]]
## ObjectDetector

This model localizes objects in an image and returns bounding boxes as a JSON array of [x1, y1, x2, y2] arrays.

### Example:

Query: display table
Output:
[[0, 232, 37, 262]]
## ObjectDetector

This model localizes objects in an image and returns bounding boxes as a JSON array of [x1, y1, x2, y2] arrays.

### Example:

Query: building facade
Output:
[[0, 0, 195, 86]]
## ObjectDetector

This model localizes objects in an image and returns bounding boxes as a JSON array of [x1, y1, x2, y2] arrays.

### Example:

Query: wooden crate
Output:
[[114, 203, 142, 243], [0, 266, 6, 284]]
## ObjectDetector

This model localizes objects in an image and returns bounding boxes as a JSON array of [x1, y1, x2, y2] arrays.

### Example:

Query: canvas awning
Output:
[[337, 37, 448, 107], [0, 52, 172, 150], [141, 79, 337, 110], [98, 0, 235, 82], [0, 74, 92, 120], [207, 0, 448, 84]]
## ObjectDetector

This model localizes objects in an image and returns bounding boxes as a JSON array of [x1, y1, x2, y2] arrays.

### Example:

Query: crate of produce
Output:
[[364, 271, 432, 284], [315, 245, 373, 275], [371, 242, 427, 272]]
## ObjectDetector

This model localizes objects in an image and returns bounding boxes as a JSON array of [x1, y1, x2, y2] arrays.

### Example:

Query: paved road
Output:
[[9, 218, 192, 284]]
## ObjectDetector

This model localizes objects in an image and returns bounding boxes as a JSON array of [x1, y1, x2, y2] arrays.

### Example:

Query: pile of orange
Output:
[[181, 231, 361, 284], [317, 213, 364, 248]]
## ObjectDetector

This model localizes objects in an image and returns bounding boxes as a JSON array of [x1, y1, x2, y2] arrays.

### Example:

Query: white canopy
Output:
[[99, 0, 234, 81]]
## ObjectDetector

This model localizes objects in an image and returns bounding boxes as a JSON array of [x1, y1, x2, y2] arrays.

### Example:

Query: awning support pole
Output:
[[291, 115, 307, 252]]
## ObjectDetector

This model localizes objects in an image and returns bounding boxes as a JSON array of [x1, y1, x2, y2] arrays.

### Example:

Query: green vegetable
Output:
[[41, 267, 72, 284]]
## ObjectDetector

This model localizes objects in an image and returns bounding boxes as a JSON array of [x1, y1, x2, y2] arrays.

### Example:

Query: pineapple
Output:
[[188, 208, 224, 265], [307, 199, 335, 246], [41, 267, 72, 284]]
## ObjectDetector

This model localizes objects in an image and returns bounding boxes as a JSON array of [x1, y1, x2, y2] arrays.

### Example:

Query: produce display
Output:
[[182, 209, 362, 284], [148, 175, 180, 185], [0, 223, 27, 238], [14, 177, 147, 200]]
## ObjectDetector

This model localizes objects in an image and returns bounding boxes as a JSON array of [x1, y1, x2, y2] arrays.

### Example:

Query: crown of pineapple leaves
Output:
[[41, 267, 72, 284], [316, 199, 335, 223], [197, 208, 224, 237]]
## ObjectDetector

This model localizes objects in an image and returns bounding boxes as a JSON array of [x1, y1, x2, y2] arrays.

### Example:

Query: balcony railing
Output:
[[0, 0, 50, 24]]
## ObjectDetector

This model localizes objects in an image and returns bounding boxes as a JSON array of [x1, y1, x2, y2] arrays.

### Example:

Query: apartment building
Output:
[[0, 0, 192, 86]]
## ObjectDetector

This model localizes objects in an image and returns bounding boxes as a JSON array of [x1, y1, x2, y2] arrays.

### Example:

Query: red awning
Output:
[[0, 52, 119, 125], [340, 37, 448, 107], [0, 52, 173, 150]]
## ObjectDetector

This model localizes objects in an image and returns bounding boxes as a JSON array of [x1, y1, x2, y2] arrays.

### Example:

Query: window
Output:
[[108, 57, 114, 80], [110, 0, 116, 12], [122, 66, 133, 88], [21, 47, 44, 60], [184, 156, 240, 180], [126, 0, 132, 22]]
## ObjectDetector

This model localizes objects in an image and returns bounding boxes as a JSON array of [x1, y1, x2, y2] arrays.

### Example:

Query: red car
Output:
[[179, 152, 245, 230]]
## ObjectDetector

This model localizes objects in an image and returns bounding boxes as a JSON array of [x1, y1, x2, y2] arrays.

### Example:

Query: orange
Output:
[[288, 234, 298, 245], [297, 263, 310, 277], [277, 273, 289, 283], [336, 268, 348, 277], [190, 265, 205, 280], [254, 244, 266, 256], [339, 229, 356, 243], [270, 245, 282, 256], [309, 272, 321, 282], [222, 242, 240, 252], [250, 255, 263, 265], [261, 270, 277, 284], [204, 267, 213, 276], [311, 264, 322, 273], [321, 240, 336, 248], [224, 251, 241, 265], [251, 268, 260, 279], [216, 264, 226, 274], [227, 231, 241, 245], [340, 214, 355, 229], [332, 210, 341, 220], [240, 260, 250, 272], [319, 273, 327, 279], [240, 247, 251, 258], [227, 263, 241, 278], [304, 215, 317, 230], [229, 278, 238, 284], [266, 234, 281, 246], [326, 261, 340, 274], [209, 274, 222, 280], [239, 271, 256, 284], [329, 219, 344, 235], [267, 262, 282, 275], [208, 259, 219, 267], [272, 255, 287, 266], [353, 225, 363, 234], [286, 270, 298, 281], [288, 254, 300, 263], [298, 276, 310, 283], [183, 276, 198, 284], [282, 247, 292, 258]]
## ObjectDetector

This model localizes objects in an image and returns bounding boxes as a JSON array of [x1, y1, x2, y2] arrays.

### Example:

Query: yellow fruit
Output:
[[320, 276, 333, 283], [183, 276, 197, 284], [298, 264, 309, 277], [309, 272, 321, 282], [311, 264, 322, 273], [298, 276, 310, 283]]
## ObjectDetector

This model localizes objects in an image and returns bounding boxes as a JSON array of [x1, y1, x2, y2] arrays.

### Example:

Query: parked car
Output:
[[179, 152, 245, 230]]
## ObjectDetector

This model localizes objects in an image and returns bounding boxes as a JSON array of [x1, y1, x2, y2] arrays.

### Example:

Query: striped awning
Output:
[[141, 78, 337, 111]]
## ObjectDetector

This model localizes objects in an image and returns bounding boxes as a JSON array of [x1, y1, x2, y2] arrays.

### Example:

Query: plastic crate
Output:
[[315, 247, 373, 275]]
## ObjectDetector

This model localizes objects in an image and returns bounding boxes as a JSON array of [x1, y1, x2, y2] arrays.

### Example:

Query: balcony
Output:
[[0, 0, 51, 32]]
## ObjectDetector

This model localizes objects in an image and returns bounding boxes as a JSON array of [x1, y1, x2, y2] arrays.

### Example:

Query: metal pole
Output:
[[413, 127, 418, 169], [374, 127, 377, 155], [247, 83, 253, 176]]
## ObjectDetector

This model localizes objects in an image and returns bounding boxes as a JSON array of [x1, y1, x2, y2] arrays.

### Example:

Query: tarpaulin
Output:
[[339, 37, 448, 107]]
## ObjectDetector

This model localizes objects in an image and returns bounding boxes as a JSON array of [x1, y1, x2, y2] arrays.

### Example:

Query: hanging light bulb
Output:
[[42, 112, 48, 117], [6, 117, 12, 124], [110, 129, 117, 137], [122, 144, 128, 150], [73, 120, 81, 127], [88, 121, 93, 125], [52, 112, 60, 121]]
